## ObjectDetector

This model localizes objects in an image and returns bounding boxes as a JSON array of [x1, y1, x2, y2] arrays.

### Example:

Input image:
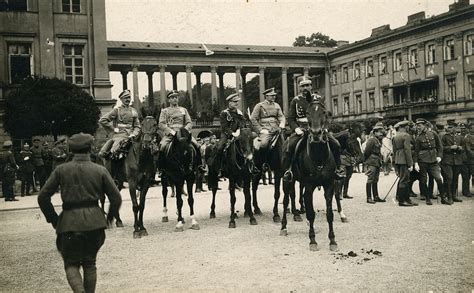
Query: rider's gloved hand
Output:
[[231, 129, 240, 138], [114, 127, 120, 133], [260, 129, 269, 134], [295, 128, 304, 136], [170, 130, 176, 136]]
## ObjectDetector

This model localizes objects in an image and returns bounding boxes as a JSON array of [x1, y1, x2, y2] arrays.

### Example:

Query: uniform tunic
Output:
[[250, 100, 285, 149], [158, 105, 193, 150], [414, 130, 444, 197], [392, 131, 413, 190], [363, 136, 383, 183], [441, 132, 464, 197]]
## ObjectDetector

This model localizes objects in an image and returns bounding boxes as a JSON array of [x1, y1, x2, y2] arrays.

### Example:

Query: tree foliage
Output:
[[293, 32, 338, 47], [5, 76, 101, 139]]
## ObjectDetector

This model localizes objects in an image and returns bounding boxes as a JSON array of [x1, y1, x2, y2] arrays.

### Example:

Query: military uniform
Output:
[[52, 143, 69, 170], [460, 123, 473, 197], [19, 146, 34, 196], [99, 104, 141, 156], [158, 105, 193, 150], [414, 121, 444, 204], [392, 121, 415, 206], [38, 133, 122, 293], [250, 98, 285, 150], [0, 141, 18, 201], [31, 142, 46, 188], [363, 130, 383, 203], [440, 126, 464, 203]]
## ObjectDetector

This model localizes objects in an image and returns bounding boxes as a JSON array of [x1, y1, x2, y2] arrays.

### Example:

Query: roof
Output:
[[107, 41, 334, 55]]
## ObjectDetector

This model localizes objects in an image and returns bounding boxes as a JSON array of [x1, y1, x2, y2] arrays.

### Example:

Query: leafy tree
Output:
[[5, 76, 101, 139], [293, 32, 338, 47]]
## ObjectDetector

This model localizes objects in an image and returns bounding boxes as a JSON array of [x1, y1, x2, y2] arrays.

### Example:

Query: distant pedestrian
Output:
[[38, 133, 122, 293], [52, 136, 69, 170], [31, 138, 46, 189], [1, 140, 19, 201], [19, 143, 34, 196]]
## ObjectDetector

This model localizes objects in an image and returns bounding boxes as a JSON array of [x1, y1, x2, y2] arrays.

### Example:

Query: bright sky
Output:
[[104, 0, 456, 100]]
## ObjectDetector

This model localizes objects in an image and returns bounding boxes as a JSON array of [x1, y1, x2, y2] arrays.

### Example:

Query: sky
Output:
[[104, 0, 456, 100]]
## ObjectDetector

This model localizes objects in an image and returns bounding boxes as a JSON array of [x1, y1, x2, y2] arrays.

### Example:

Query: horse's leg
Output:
[[325, 183, 338, 251], [272, 174, 281, 223], [127, 169, 141, 239], [299, 184, 306, 214], [228, 178, 237, 228], [251, 172, 262, 216], [290, 180, 302, 222], [280, 179, 293, 236], [137, 176, 149, 237], [304, 185, 318, 251], [244, 176, 257, 225], [187, 178, 200, 230], [162, 176, 169, 222], [335, 179, 348, 223], [208, 169, 219, 219], [175, 182, 185, 232]]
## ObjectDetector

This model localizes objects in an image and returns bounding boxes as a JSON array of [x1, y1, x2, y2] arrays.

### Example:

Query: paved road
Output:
[[1, 172, 473, 291]]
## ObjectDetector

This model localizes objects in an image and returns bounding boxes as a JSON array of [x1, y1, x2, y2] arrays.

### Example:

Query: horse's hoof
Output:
[[133, 231, 141, 239], [250, 218, 258, 225], [280, 229, 288, 236], [273, 215, 281, 223], [309, 243, 319, 251], [175, 226, 184, 232], [116, 220, 124, 228], [190, 224, 200, 230], [229, 221, 236, 229], [329, 243, 338, 252], [162, 216, 169, 223], [254, 208, 262, 216], [341, 217, 349, 223], [210, 212, 216, 219], [140, 229, 148, 237], [293, 214, 303, 222], [233, 213, 239, 219]]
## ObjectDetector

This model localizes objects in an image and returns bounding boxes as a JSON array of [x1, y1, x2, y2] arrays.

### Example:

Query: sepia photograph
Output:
[[0, 0, 473, 291]]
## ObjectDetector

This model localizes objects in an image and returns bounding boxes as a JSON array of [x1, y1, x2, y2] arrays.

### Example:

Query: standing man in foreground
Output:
[[38, 133, 122, 293], [363, 122, 385, 204]]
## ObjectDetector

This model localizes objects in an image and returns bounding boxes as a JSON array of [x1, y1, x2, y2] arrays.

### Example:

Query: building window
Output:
[[333, 98, 338, 116], [444, 39, 455, 61], [342, 66, 348, 83], [446, 77, 456, 102], [466, 34, 474, 56], [353, 62, 361, 80], [8, 43, 32, 84], [368, 92, 375, 111], [394, 51, 402, 71], [331, 69, 337, 85], [63, 44, 84, 85], [380, 56, 387, 74], [468, 75, 474, 100], [343, 96, 349, 115], [409, 48, 418, 68], [366, 59, 374, 78], [426, 44, 436, 64], [355, 94, 362, 113], [62, 0, 80, 13], [382, 89, 389, 107]]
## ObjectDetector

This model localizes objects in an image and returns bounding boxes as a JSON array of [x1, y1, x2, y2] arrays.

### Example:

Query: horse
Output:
[[281, 101, 338, 251], [207, 128, 258, 228], [103, 112, 159, 238], [159, 127, 200, 232], [251, 130, 303, 223]]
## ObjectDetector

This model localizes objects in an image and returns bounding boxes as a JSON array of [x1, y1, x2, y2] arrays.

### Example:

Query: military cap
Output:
[[394, 120, 410, 129], [298, 77, 312, 86], [68, 133, 94, 152], [32, 137, 41, 142], [119, 89, 131, 100], [262, 87, 277, 96], [446, 122, 457, 128], [23, 143, 30, 148], [416, 118, 428, 124], [3, 140, 12, 147], [373, 122, 385, 130], [457, 122, 466, 128], [226, 93, 240, 102], [167, 90, 180, 98]]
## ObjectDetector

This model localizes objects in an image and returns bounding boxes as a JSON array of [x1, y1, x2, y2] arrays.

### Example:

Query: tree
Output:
[[5, 76, 101, 139], [293, 32, 338, 48]]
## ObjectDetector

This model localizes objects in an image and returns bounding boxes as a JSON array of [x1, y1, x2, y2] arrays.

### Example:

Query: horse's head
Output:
[[307, 101, 329, 143], [234, 128, 256, 161]]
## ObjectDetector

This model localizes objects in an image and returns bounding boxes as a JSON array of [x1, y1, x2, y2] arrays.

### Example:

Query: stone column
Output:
[[360, 58, 367, 112], [211, 66, 218, 108], [241, 71, 247, 113], [373, 55, 381, 110], [235, 66, 243, 111], [159, 65, 167, 107], [218, 71, 225, 109], [186, 66, 193, 107], [281, 67, 289, 115], [120, 70, 128, 90], [195, 72, 202, 111], [348, 63, 354, 113], [259, 66, 265, 101], [435, 38, 445, 102], [454, 32, 465, 99], [293, 74, 299, 97], [146, 71, 154, 108], [417, 42, 426, 80], [304, 67, 310, 78], [324, 69, 331, 111], [132, 65, 141, 109], [171, 72, 178, 90], [387, 51, 394, 106]]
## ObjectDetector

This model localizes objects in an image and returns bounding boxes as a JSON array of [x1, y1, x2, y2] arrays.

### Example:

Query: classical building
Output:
[[327, 0, 474, 125], [0, 0, 114, 142]]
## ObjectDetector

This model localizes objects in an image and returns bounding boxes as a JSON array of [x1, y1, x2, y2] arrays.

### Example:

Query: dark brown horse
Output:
[[208, 128, 258, 228], [281, 101, 338, 251]]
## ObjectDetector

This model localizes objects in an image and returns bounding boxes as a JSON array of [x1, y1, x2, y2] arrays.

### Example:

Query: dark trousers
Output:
[[21, 172, 34, 195], [34, 165, 46, 188], [419, 162, 444, 198], [441, 164, 462, 197], [395, 164, 410, 202], [365, 165, 380, 184], [461, 164, 473, 196], [2, 180, 14, 199]]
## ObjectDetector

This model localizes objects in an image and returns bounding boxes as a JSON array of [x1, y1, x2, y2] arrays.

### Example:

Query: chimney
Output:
[[407, 11, 426, 25], [449, 0, 470, 11], [371, 25, 391, 37], [336, 40, 349, 47]]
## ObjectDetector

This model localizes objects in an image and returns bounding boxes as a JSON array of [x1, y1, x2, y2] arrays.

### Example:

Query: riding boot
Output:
[[426, 192, 432, 205], [372, 182, 385, 202], [441, 192, 451, 205], [282, 152, 293, 182], [366, 183, 375, 204]]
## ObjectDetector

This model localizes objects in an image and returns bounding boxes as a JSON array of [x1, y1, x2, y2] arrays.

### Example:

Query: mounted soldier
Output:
[[98, 89, 141, 159], [282, 77, 343, 182], [250, 87, 286, 151]]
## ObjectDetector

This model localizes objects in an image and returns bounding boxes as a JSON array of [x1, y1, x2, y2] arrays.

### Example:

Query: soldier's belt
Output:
[[297, 117, 308, 123], [62, 200, 98, 211], [117, 123, 132, 129], [170, 124, 183, 128], [259, 117, 278, 122]]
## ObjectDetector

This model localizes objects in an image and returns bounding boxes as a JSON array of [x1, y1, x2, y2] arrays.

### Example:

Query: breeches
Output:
[[441, 164, 461, 195], [419, 162, 443, 195], [365, 165, 380, 184], [56, 229, 105, 265], [394, 164, 410, 188]]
